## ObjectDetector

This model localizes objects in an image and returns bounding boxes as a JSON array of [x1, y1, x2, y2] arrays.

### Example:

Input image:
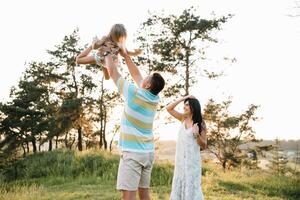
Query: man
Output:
[[104, 50, 165, 200]]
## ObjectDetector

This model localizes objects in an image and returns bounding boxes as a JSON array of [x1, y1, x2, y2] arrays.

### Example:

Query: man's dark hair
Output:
[[149, 73, 165, 95]]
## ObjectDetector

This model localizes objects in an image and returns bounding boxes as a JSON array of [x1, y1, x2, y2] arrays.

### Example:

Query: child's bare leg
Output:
[[101, 54, 118, 80], [76, 46, 96, 64], [102, 67, 110, 80], [76, 46, 110, 80]]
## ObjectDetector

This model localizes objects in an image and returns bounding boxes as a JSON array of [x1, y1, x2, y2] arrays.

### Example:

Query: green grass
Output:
[[0, 149, 299, 200]]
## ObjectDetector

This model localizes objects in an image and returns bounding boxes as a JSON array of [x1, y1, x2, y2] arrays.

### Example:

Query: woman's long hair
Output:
[[184, 98, 203, 134]]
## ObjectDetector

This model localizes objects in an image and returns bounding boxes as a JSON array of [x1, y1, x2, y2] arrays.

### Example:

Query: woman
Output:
[[166, 95, 207, 200]]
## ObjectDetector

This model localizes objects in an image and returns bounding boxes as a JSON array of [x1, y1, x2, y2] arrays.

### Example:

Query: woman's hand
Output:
[[184, 94, 196, 100], [192, 123, 200, 138], [196, 121, 207, 149]]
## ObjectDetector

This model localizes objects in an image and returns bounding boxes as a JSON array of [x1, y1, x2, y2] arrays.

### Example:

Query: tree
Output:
[[0, 61, 62, 157], [24, 61, 64, 151], [296, 144, 300, 164], [287, 0, 300, 17], [1, 28, 122, 157], [203, 98, 259, 171], [47, 29, 98, 151], [269, 138, 288, 175], [95, 76, 120, 150], [136, 7, 232, 97]]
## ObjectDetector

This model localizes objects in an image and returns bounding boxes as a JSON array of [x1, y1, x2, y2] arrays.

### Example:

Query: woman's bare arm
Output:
[[166, 97, 187, 121], [196, 122, 207, 149]]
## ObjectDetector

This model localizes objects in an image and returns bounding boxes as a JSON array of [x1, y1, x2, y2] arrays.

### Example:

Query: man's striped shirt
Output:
[[117, 77, 159, 153]]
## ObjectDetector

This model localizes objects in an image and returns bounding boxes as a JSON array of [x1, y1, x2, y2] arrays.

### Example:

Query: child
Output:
[[76, 24, 142, 80]]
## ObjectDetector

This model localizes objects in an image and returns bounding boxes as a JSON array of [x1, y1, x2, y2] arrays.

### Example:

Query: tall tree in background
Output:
[[0, 28, 122, 157], [95, 76, 120, 150], [47, 29, 98, 151], [203, 98, 259, 171], [24, 62, 63, 152], [0, 61, 62, 157], [136, 7, 232, 97]]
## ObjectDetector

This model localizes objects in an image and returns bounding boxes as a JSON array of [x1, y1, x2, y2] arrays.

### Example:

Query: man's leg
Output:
[[138, 188, 150, 200], [138, 152, 154, 200], [122, 190, 137, 200], [117, 152, 142, 200]]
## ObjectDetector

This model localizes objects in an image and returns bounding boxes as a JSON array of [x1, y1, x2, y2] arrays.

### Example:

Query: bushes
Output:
[[151, 163, 173, 186], [0, 149, 120, 182], [0, 149, 174, 186]]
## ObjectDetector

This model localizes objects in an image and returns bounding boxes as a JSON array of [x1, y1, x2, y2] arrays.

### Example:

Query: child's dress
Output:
[[93, 36, 120, 67]]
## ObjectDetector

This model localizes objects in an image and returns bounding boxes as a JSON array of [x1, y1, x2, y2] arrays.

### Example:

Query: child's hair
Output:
[[109, 24, 127, 43]]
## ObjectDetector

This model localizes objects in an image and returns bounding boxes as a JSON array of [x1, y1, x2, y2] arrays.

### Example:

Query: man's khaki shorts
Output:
[[116, 151, 154, 191]]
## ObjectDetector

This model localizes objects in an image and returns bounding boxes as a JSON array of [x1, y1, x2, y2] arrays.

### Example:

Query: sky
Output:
[[0, 0, 299, 141]]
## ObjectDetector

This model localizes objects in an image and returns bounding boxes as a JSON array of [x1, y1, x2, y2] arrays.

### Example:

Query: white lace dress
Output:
[[170, 122, 204, 200]]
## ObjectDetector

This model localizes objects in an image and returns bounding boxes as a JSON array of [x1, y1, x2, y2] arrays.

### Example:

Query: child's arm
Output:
[[126, 49, 143, 57]]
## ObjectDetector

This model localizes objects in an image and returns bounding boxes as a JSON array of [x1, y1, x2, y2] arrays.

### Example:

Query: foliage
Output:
[[203, 98, 259, 170]]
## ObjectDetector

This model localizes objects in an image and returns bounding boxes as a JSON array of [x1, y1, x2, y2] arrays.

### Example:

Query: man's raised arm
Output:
[[121, 52, 143, 87]]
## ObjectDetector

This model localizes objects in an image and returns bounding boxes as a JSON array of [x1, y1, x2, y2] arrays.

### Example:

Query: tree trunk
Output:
[[55, 136, 59, 149], [109, 131, 118, 152], [49, 139, 53, 151], [32, 138, 37, 153], [26, 141, 29, 153], [38, 137, 42, 152], [70, 136, 75, 149], [99, 77, 104, 149], [78, 127, 83, 151], [99, 106, 103, 149], [222, 161, 227, 172], [185, 54, 190, 95], [103, 109, 107, 149], [64, 133, 68, 148], [21, 143, 26, 157]]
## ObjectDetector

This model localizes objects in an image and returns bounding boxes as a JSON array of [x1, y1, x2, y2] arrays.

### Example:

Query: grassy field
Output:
[[0, 149, 299, 200]]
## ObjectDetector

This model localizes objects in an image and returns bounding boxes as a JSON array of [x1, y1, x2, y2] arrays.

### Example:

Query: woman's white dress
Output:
[[170, 122, 204, 200]]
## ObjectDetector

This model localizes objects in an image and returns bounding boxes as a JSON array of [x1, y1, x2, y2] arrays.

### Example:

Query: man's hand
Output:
[[119, 48, 128, 58], [119, 48, 143, 87]]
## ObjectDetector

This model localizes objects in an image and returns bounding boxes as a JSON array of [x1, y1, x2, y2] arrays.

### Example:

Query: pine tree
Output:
[[136, 7, 232, 97], [269, 138, 288, 175], [203, 98, 259, 171]]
